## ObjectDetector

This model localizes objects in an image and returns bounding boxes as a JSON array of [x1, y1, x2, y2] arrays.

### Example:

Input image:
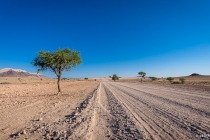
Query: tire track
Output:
[[102, 83, 143, 139]]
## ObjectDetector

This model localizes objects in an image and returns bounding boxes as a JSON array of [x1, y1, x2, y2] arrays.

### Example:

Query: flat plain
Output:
[[0, 77, 210, 139]]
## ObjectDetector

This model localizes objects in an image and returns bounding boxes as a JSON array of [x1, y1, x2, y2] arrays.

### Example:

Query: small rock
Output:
[[74, 112, 78, 116], [22, 130, 27, 134], [39, 118, 43, 121], [53, 131, 58, 137]]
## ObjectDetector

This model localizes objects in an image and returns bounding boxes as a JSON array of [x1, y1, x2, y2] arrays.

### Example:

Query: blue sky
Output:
[[0, 0, 210, 78]]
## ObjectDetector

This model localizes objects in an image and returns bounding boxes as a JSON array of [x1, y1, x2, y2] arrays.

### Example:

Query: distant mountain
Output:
[[0, 68, 46, 78], [189, 73, 202, 76]]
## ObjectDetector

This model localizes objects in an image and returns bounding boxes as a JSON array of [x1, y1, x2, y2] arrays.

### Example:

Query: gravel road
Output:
[[102, 81, 210, 140], [8, 80, 210, 139]]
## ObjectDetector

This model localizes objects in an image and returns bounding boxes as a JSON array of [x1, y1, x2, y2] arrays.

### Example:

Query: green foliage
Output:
[[84, 77, 88, 80], [138, 71, 146, 77], [172, 81, 180, 84], [166, 77, 174, 83], [61, 78, 68, 80], [31, 48, 82, 93], [149, 77, 157, 81], [0, 82, 11, 84], [179, 78, 186, 84], [112, 74, 119, 81], [32, 48, 82, 75]]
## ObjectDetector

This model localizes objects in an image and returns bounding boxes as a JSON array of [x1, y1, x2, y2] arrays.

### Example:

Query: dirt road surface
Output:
[[1, 80, 210, 139]]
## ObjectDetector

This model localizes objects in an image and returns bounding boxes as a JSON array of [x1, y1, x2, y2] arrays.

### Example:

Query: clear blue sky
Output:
[[0, 0, 210, 78]]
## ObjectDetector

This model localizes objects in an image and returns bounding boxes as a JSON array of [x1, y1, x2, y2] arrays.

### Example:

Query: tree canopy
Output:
[[138, 71, 146, 77], [32, 48, 81, 74]]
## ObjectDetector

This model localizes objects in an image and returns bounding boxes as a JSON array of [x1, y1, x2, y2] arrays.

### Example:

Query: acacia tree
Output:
[[31, 48, 82, 94], [112, 74, 119, 82], [138, 71, 146, 83]]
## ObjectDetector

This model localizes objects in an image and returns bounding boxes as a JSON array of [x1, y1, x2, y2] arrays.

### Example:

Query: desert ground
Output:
[[0, 77, 210, 139]]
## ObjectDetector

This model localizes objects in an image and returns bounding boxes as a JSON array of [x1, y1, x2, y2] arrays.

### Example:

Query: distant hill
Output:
[[0, 68, 46, 78], [189, 73, 202, 76]]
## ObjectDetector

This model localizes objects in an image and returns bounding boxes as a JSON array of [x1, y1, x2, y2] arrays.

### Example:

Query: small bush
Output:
[[0, 82, 11, 84], [172, 81, 180, 84], [84, 77, 88, 80], [179, 78, 185, 84], [62, 78, 68, 80], [167, 77, 174, 83], [112, 74, 119, 81], [149, 77, 157, 81]]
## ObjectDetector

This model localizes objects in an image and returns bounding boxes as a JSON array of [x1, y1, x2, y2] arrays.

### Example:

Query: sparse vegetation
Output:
[[138, 71, 146, 83], [149, 77, 157, 81], [112, 74, 119, 82], [166, 77, 174, 83], [18, 78, 21, 82], [0, 82, 11, 84], [179, 78, 186, 84], [84, 77, 88, 80], [172, 81, 180, 84], [62, 78, 68, 80], [31, 48, 82, 94]]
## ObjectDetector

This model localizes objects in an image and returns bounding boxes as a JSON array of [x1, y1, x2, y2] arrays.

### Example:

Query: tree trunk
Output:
[[57, 75, 61, 94]]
